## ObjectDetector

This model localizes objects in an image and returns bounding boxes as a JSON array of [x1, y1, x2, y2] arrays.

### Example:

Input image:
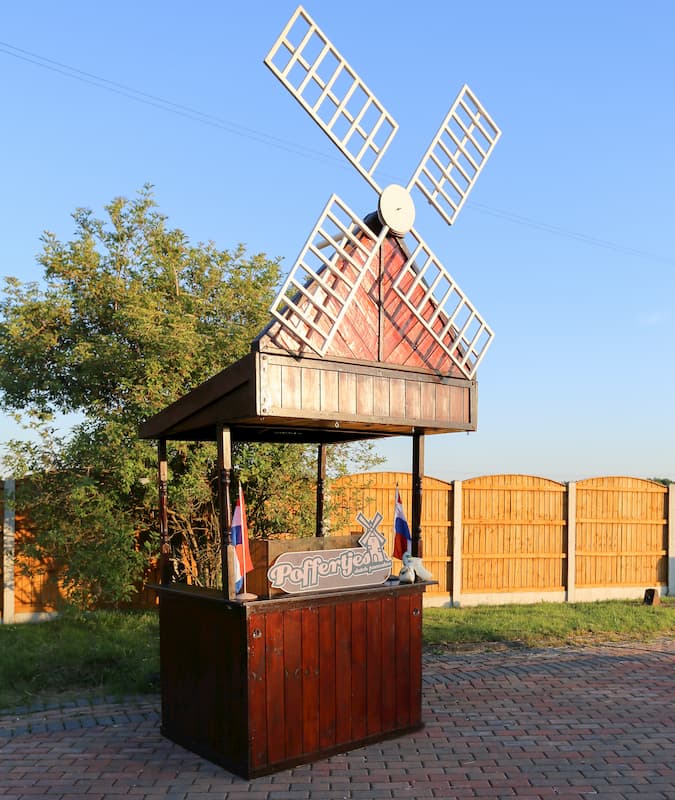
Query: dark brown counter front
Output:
[[154, 581, 428, 778]]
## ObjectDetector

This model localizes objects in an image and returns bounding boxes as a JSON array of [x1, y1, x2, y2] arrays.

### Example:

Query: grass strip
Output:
[[0, 609, 159, 710], [424, 597, 675, 647]]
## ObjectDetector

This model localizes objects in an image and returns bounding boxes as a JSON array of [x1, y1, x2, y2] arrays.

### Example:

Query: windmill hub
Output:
[[378, 183, 415, 236]]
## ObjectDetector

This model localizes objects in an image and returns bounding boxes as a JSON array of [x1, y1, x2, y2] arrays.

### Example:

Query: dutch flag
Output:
[[393, 485, 412, 560], [231, 482, 253, 593]]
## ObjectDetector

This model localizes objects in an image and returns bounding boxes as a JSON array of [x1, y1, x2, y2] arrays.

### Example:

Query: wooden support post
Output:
[[217, 425, 235, 600], [158, 440, 171, 585], [566, 482, 577, 603], [452, 480, 462, 607], [411, 432, 425, 558], [316, 443, 327, 538], [2, 479, 16, 624]]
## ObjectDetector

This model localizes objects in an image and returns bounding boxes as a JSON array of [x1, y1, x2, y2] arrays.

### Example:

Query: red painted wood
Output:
[[282, 608, 304, 759], [409, 594, 423, 725], [366, 598, 382, 736], [265, 610, 286, 765], [248, 615, 267, 770], [350, 600, 368, 741], [260, 233, 464, 378], [394, 593, 412, 730], [334, 602, 352, 743], [318, 604, 337, 749], [301, 607, 320, 755], [380, 593, 397, 731], [156, 583, 426, 779]]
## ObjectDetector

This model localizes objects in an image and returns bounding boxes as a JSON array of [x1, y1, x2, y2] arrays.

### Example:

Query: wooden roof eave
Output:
[[139, 346, 477, 444]]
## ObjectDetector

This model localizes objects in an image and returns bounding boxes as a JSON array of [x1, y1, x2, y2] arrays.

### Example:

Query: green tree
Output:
[[0, 187, 380, 606]]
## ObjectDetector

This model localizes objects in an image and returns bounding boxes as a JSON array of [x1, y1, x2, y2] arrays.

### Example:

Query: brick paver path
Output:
[[1, 639, 673, 799]]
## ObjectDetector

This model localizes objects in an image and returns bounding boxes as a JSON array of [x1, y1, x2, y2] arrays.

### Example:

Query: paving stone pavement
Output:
[[1, 639, 673, 799]]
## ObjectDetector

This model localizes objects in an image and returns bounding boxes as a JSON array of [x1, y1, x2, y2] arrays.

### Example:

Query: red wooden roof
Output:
[[258, 229, 464, 378]]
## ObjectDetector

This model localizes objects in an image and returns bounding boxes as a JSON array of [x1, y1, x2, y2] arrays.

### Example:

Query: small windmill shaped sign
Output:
[[265, 5, 500, 378], [267, 511, 392, 594]]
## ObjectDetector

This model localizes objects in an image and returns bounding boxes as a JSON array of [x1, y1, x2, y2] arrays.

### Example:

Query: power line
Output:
[[468, 203, 675, 266], [1, 40, 673, 267], [0, 40, 345, 168]]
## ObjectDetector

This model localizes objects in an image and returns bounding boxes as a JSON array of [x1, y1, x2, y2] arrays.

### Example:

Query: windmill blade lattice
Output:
[[392, 228, 494, 376], [265, 5, 500, 378], [407, 85, 501, 227], [269, 195, 385, 355], [265, 5, 397, 193]]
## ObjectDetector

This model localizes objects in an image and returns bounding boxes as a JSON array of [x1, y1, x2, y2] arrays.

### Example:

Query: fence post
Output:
[[2, 478, 16, 624], [668, 484, 675, 597], [452, 480, 462, 607], [566, 481, 576, 603]]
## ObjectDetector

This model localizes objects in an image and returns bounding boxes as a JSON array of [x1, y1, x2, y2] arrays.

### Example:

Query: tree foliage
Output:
[[0, 187, 382, 607]]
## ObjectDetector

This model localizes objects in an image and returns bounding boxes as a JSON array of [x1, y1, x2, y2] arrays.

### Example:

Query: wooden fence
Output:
[[1, 479, 60, 622], [331, 472, 675, 605], [2, 473, 674, 619]]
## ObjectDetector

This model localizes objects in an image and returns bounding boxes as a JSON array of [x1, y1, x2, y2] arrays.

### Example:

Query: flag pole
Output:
[[240, 482, 248, 595], [237, 481, 258, 602]]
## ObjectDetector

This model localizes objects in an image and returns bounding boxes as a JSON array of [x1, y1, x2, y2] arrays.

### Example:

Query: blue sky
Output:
[[1, 1, 673, 482]]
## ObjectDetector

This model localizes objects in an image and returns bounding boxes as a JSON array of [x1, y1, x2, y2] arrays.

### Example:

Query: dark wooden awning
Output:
[[139, 345, 476, 443]]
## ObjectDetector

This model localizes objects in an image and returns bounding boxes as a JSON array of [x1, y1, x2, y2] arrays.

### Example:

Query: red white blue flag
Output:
[[231, 483, 253, 593], [393, 485, 412, 560]]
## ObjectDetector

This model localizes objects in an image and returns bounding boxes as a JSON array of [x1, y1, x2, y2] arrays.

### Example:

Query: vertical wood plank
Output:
[[356, 375, 374, 415], [265, 610, 286, 765], [380, 594, 396, 731], [335, 602, 352, 743], [283, 608, 303, 760], [301, 366, 320, 412], [248, 614, 267, 770], [338, 372, 357, 414], [453, 480, 462, 606], [409, 594, 423, 727], [394, 593, 411, 729], [319, 604, 337, 749], [567, 482, 576, 602], [320, 370, 340, 412], [366, 598, 382, 736], [301, 607, 320, 756], [350, 600, 367, 740], [2, 479, 15, 624]]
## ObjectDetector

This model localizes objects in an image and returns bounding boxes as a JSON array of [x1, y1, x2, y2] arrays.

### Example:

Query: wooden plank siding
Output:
[[575, 476, 668, 588], [329, 471, 453, 595], [461, 474, 567, 594], [4, 475, 672, 619], [258, 354, 474, 433], [330, 473, 670, 604]]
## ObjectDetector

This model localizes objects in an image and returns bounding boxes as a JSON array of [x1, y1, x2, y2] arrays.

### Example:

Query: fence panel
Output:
[[461, 474, 567, 594], [576, 477, 668, 588], [3, 473, 672, 617], [329, 472, 453, 594]]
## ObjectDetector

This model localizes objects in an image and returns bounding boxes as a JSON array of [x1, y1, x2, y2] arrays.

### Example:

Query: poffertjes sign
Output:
[[267, 511, 392, 594]]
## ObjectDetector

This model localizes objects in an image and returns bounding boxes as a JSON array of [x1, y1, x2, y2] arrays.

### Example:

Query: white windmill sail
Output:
[[265, 5, 500, 379]]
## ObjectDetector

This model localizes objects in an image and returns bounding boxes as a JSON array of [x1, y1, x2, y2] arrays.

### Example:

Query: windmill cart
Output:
[[140, 346, 461, 778], [140, 4, 500, 779]]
